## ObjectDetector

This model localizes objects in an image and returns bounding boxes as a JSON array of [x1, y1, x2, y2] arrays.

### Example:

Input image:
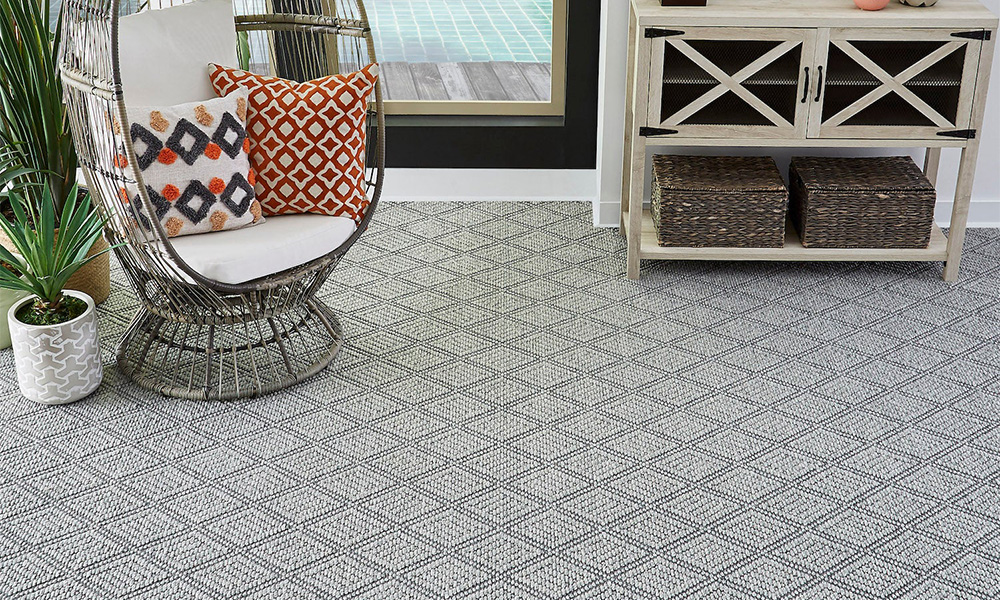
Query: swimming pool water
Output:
[[50, 0, 553, 65], [368, 0, 553, 63]]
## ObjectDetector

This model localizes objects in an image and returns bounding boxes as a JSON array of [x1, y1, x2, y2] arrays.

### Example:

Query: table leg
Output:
[[923, 147, 941, 187], [626, 139, 644, 280], [619, 9, 638, 238], [620, 120, 634, 238], [943, 142, 980, 282]]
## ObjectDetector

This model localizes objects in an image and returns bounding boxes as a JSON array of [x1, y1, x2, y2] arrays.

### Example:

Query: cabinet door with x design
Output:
[[646, 28, 816, 139], [812, 29, 986, 139]]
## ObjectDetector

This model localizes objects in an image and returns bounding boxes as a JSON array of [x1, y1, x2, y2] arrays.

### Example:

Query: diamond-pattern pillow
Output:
[[125, 89, 263, 238], [207, 63, 379, 223]]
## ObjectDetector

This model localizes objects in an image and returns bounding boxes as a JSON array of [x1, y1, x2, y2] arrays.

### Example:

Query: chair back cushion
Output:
[[125, 89, 263, 238], [208, 63, 379, 223], [119, 0, 238, 106]]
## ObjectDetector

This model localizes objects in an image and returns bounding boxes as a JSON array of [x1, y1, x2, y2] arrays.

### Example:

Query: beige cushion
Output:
[[118, 0, 238, 106], [167, 213, 356, 284]]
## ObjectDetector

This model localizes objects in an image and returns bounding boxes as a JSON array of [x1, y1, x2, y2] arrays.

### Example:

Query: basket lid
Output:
[[791, 156, 935, 192], [651, 155, 786, 193]]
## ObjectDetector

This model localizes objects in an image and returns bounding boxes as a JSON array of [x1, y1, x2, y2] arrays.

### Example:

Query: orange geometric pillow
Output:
[[208, 63, 378, 222]]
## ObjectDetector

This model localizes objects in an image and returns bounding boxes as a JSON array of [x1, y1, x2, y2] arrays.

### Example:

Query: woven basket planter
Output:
[[789, 156, 936, 249], [651, 155, 788, 248]]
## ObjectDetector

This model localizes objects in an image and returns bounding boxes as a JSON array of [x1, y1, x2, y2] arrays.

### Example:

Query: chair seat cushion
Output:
[[168, 213, 356, 284]]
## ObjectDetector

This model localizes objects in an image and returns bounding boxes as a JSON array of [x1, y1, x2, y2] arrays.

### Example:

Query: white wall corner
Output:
[[594, 0, 629, 228]]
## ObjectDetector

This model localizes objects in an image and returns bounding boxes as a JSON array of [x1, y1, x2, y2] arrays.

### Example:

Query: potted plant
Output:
[[0, 0, 110, 304], [0, 182, 111, 404]]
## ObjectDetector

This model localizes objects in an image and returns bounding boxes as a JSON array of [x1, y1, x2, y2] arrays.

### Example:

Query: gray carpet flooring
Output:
[[1, 201, 999, 599]]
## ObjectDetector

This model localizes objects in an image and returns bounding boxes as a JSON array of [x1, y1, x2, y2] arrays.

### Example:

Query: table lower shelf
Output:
[[624, 210, 949, 262]]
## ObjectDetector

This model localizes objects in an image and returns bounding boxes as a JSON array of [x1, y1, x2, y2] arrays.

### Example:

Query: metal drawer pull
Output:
[[801, 67, 810, 103], [815, 66, 824, 102]]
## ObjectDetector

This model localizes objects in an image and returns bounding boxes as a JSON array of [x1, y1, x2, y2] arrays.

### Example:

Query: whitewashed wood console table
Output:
[[621, 0, 997, 281]]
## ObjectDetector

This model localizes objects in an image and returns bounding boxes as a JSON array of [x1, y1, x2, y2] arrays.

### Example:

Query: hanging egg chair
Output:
[[59, 0, 385, 399]]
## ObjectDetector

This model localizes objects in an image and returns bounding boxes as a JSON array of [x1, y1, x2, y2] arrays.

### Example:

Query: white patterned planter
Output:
[[8, 290, 102, 405]]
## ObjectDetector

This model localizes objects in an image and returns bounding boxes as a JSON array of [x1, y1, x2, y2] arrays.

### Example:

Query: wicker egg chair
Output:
[[58, 0, 384, 400]]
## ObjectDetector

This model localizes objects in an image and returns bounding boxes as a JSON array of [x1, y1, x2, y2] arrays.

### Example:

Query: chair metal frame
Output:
[[59, 0, 385, 399]]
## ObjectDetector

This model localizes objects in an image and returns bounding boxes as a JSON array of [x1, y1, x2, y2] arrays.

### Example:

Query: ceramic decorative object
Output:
[[855, 0, 891, 9], [8, 290, 102, 405], [0, 288, 29, 350], [899, 0, 939, 5]]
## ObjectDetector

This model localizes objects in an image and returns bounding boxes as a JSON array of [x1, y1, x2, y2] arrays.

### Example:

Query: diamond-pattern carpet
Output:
[[1, 202, 999, 599]]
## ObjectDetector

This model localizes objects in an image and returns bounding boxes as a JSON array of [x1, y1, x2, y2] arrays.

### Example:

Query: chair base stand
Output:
[[117, 298, 344, 400]]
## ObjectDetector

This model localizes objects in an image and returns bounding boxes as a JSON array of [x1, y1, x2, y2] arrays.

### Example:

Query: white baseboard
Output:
[[381, 168, 597, 203], [595, 200, 1000, 228], [934, 201, 1000, 228], [377, 168, 998, 228]]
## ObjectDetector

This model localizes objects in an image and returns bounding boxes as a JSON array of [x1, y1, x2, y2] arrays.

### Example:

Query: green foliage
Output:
[[238, 30, 251, 71], [0, 0, 77, 214], [0, 181, 110, 324], [0, 145, 35, 194], [16, 294, 86, 325]]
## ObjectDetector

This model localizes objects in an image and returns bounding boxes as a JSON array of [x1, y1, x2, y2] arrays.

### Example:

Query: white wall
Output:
[[595, 0, 1000, 228], [380, 169, 597, 204]]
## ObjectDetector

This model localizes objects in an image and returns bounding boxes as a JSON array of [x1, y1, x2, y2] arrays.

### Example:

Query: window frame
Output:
[[383, 1, 600, 169]]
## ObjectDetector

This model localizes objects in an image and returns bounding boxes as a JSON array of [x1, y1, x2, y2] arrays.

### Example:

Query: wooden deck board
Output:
[[409, 63, 450, 101], [437, 62, 476, 100], [381, 62, 418, 101], [517, 63, 552, 101], [461, 62, 509, 101], [489, 62, 541, 101], [381, 62, 552, 102]]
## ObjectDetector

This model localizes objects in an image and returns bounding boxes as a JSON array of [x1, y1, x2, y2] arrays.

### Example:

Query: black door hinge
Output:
[[952, 30, 991, 41], [937, 129, 977, 139], [639, 127, 679, 137], [645, 28, 685, 38]]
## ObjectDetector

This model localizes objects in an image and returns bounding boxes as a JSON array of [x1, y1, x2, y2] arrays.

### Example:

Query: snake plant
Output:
[[0, 0, 77, 214]]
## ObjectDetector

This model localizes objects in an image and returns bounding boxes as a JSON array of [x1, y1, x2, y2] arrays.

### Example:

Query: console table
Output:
[[621, 0, 997, 281]]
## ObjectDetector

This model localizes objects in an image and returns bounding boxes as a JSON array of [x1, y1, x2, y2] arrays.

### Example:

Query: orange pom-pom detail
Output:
[[204, 143, 222, 160], [247, 169, 256, 186], [157, 148, 177, 165], [208, 177, 226, 195], [119, 188, 131, 203], [162, 184, 181, 202], [165, 217, 184, 237], [113, 154, 128, 168], [242, 138, 250, 153]]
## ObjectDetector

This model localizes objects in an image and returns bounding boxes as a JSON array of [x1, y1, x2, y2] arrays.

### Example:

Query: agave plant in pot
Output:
[[0, 182, 111, 404]]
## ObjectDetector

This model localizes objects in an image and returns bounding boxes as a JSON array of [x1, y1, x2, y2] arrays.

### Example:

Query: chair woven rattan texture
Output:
[[59, 0, 385, 400]]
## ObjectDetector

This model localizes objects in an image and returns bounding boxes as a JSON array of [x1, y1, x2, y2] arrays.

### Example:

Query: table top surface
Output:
[[631, 0, 999, 28]]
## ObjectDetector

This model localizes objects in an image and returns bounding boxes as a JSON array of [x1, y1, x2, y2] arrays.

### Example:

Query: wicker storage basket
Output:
[[650, 155, 788, 248], [789, 156, 936, 249]]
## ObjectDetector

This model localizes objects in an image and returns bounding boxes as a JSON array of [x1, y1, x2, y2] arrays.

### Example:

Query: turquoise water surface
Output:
[[50, 0, 554, 64], [368, 0, 553, 63]]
